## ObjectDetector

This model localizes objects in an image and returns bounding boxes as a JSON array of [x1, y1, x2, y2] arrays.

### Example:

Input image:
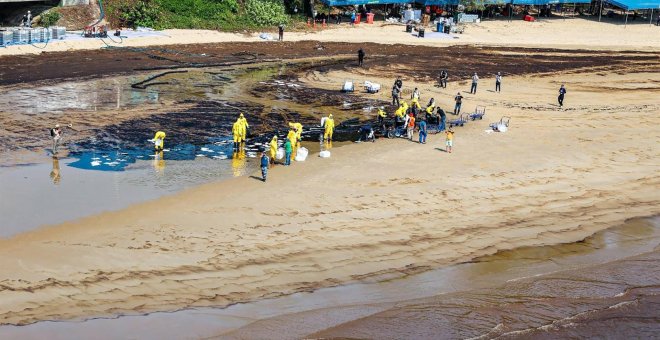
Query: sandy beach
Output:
[[0, 15, 659, 337], [1, 17, 660, 58]]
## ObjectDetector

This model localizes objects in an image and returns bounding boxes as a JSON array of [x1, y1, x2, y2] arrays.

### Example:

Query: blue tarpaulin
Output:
[[606, 0, 660, 9]]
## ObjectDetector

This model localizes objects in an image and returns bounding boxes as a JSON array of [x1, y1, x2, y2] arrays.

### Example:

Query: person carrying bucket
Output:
[[323, 114, 335, 142], [153, 131, 166, 151]]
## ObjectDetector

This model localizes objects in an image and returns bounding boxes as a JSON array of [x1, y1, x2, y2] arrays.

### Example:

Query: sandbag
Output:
[[497, 124, 508, 132], [295, 147, 309, 161], [319, 150, 331, 158], [276, 147, 285, 160]]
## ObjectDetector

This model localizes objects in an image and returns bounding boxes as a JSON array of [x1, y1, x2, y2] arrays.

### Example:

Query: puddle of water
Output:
[[1, 216, 657, 339]]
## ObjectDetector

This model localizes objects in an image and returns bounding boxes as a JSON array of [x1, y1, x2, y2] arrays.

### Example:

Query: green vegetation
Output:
[[39, 10, 61, 27], [105, 0, 291, 30]]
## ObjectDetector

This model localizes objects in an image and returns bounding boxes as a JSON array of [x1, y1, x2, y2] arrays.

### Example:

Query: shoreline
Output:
[[1, 215, 657, 338]]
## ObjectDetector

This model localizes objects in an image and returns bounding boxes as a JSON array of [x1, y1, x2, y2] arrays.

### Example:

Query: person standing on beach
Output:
[[278, 24, 284, 41], [284, 138, 292, 166], [445, 128, 454, 153], [351, 11, 356, 26], [260, 151, 269, 182], [392, 84, 401, 107], [411, 87, 420, 101], [454, 92, 463, 115], [50, 124, 63, 154], [358, 48, 365, 67], [269, 136, 278, 166], [407, 113, 416, 141], [238, 113, 249, 143], [470, 72, 479, 94], [558, 84, 567, 107], [495, 72, 502, 92], [232, 120, 242, 150], [418, 118, 427, 144], [439, 70, 448, 88], [323, 114, 335, 142]]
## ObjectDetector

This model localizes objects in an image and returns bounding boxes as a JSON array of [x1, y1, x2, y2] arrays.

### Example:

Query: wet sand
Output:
[[0, 63, 658, 326], [1, 216, 657, 339]]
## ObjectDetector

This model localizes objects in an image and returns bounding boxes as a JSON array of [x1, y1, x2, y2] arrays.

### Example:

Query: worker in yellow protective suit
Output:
[[237, 113, 249, 143], [286, 128, 298, 159], [377, 107, 387, 127], [269, 135, 278, 166], [232, 121, 242, 150], [395, 102, 407, 119], [153, 131, 166, 151], [323, 114, 335, 142], [288, 122, 303, 147], [411, 97, 422, 112]]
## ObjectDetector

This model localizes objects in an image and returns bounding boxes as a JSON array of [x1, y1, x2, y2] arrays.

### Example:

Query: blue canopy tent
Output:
[[319, 0, 415, 5], [598, 0, 660, 24], [606, 0, 660, 9]]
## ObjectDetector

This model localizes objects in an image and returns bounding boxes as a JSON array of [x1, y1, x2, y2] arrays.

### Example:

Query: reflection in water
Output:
[[232, 148, 247, 177], [153, 151, 165, 175], [50, 156, 61, 185]]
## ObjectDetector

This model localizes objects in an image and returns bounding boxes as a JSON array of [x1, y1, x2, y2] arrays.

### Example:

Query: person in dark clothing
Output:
[[392, 85, 400, 107], [439, 70, 448, 88], [558, 84, 567, 107], [437, 107, 447, 132], [495, 72, 502, 92], [454, 92, 463, 115], [278, 24, 284, 41], [358, 48, 365, 67]]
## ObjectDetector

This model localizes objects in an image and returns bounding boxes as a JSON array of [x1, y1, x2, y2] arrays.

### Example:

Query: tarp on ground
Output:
[[605, 0, 660, 9], [319, 0, 415, 5]]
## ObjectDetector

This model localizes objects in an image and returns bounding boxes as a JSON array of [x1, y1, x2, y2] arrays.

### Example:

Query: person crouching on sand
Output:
[[445, 128, 454, 153]]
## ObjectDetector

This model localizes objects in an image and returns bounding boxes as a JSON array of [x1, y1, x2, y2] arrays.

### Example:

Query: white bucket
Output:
[[295, 147, 309, 161]]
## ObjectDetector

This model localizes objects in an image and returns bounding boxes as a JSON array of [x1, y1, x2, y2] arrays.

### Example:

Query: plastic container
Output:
[[276, 147, 285, 160], [366, 13, 375, 24], [295, 147, 308, 162], [0, 31, 12, 46], [355, 14, 361, 24], [319, 150, 331, 158], [29, 27, 49, 42], [13, 29, 29, 44], [51, 26, 66, 39]]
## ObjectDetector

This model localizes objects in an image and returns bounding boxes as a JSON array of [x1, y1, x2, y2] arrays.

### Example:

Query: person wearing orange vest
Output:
[[406, 113, 416, 141]]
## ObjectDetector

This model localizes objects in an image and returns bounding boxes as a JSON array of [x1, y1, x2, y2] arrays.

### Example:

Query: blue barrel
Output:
[[437, 22, 442, 32]]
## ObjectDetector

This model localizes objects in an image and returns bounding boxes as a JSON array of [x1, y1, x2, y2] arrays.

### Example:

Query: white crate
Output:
[[50, 26, 66, 39], [12, 29, 29, 44], [0, 31, 13, 46]]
